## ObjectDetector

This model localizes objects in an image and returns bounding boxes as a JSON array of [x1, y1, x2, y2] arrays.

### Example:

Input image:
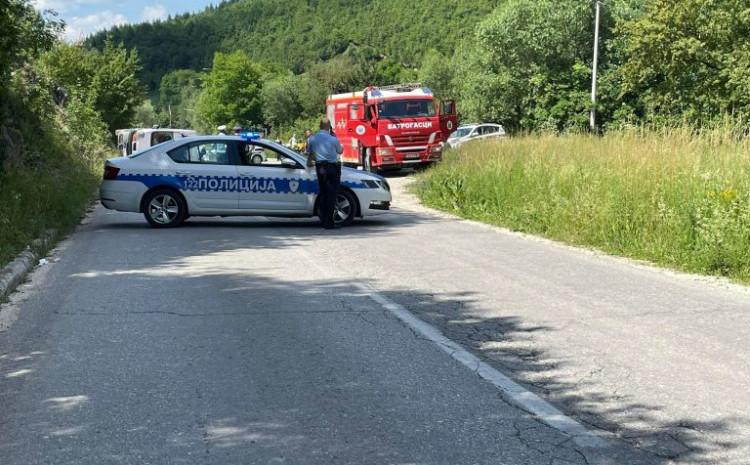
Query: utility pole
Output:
[[590, 0, 601, 132]]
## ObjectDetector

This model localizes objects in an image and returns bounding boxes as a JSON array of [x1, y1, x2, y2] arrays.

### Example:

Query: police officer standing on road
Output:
[[307, 118, 343, 230]]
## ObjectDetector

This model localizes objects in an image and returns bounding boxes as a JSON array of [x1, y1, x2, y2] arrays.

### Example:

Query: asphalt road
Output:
[[1, 174, 749, 464]]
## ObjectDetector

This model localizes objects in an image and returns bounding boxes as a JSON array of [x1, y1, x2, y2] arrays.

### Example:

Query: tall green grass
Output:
[[0, 133, 106, 268], [415, 129, 750, 282]]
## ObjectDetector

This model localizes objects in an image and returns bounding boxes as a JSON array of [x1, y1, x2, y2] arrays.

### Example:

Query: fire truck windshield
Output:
[[377, 99, 436, 119]]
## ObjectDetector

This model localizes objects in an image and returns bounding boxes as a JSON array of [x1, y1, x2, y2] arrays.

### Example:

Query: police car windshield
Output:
[[377, 99, 436, 119]]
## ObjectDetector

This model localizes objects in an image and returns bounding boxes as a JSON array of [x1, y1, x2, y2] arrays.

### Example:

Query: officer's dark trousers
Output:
[[316, 162, 341, 229]]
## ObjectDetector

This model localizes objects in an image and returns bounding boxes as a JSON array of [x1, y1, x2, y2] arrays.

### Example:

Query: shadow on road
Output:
[[0, 207, 745, 464], [379, 288, 745, 463]]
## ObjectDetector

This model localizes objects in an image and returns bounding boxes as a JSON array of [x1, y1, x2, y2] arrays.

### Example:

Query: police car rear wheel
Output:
[[143, 189, 186, 228], [333, 190, 356, 226]]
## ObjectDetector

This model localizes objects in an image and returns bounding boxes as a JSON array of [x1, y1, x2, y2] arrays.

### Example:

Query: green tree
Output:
[[0, 0, 60, 79], [299, 56, 365, 117], [418, 49, 455, 99], [195, 50, 263, 132], [131, 100, 159, 127], [38, 40, 143, 133], [36, 42, 98, 97], [620, 0, 750, 124], [90, 40, 144, 132], [456, 0, 643, 131], [261, 74, 302, 130], [456, 0, 595, 131], [374, 57, 413, 85], [158, 69, 202, 128]]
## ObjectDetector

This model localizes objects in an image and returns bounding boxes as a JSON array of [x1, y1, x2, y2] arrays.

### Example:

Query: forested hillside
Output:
[[89, 0, 500, 90], [86, 0, 750, 137]]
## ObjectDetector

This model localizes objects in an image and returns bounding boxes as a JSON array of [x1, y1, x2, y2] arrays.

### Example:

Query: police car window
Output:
[[129, 140, 177, 158], [168, 142, 231, 165], [240, 143, 295, 168], [167, 145, 186, 163]]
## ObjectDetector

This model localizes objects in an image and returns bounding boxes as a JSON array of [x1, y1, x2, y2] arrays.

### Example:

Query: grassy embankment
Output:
[[0, 113, 108, 268], [415, 130, 750, 283], [0, 155, 102, 268]]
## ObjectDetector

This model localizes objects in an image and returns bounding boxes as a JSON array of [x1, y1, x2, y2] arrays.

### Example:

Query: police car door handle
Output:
[[239, 172, 252, 177], [175, 170, 190, 175]]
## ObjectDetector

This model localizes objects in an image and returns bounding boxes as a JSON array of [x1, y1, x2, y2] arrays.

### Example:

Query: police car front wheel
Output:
[[333, 190, 356, 226], [143, 188, 187, 228]]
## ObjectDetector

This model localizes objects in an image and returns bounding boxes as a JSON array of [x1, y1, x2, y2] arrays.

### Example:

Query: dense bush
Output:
[[37, 40, 143, 134]]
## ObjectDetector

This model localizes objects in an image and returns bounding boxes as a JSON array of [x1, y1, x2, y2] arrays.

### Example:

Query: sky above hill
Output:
[[33, 0, 215, 41]]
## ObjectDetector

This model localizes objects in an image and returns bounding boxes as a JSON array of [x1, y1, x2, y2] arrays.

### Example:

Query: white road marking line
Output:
[[295, 245, 607, 449], [355, 282, 608, 449]]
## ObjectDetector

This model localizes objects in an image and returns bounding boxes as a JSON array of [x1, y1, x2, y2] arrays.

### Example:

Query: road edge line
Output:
[[356, 282, 609, 449]]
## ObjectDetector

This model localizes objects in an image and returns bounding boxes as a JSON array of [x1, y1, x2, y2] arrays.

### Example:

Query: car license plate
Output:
[[404, 153, 420, 160]]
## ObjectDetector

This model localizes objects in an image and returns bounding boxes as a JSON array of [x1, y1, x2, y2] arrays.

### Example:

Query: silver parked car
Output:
[[446, 123, 506, 149]]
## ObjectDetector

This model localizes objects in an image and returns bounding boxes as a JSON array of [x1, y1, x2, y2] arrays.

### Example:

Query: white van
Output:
[[127, 128, 196, 155]]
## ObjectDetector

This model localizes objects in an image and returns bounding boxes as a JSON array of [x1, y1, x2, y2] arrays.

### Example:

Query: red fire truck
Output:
[[326, 84, 457, 172]]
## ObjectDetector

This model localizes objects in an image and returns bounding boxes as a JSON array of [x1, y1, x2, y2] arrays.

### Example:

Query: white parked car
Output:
[[100, 136, 392, 228], [446, 123, 506, 149]]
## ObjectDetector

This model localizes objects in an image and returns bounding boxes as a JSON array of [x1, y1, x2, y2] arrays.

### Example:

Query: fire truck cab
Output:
[[327, 84, 457, 172]]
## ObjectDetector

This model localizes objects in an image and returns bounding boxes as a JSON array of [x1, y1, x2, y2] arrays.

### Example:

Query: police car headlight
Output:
[[361, 179, 389, 191]]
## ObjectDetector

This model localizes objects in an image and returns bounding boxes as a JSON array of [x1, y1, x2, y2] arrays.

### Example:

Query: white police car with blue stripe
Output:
[[100, 135, 391, 228]]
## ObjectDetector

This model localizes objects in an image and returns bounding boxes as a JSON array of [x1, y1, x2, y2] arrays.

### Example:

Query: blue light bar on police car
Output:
[[240, 132, 261, 140]]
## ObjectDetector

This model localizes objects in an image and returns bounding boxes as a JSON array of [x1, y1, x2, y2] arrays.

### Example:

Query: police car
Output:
[[100, 135, 392, 228]]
